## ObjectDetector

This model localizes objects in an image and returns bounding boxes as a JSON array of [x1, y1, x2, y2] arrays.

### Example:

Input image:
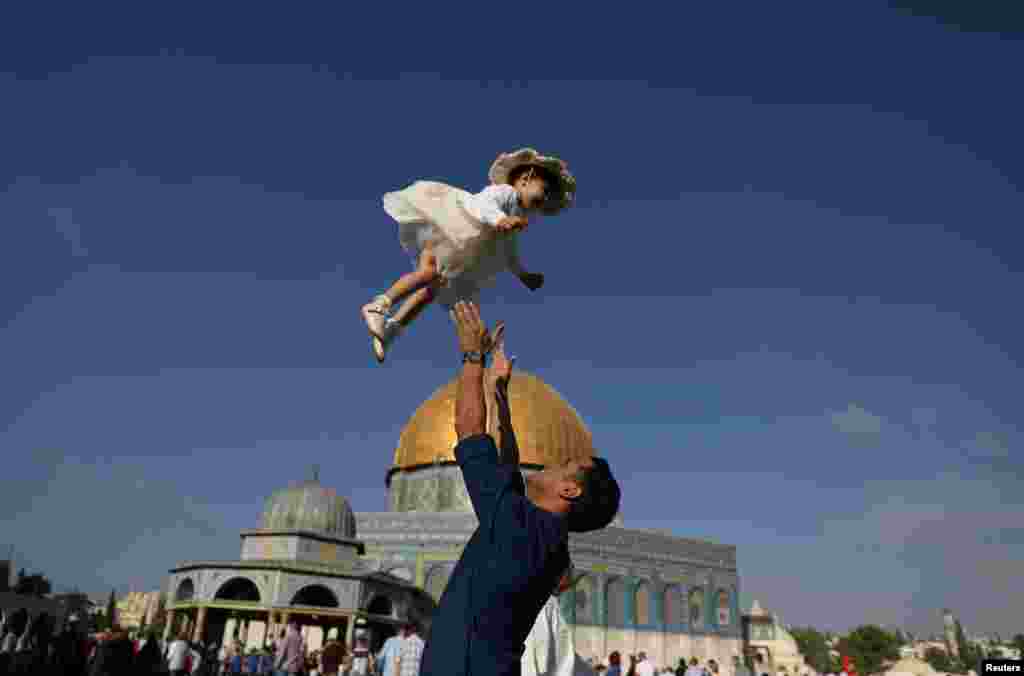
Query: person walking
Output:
[[166, 632, 192, 676], [394, 622, 425, 676], [377, 626, 407, 676], [273, 620, 305, 676]]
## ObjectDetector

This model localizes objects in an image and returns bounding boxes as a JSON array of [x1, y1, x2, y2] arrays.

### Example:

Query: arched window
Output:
[[366, 595, 393, 617], [634, 582, 651, 626], [716, 588, 731, 627], [291, 585, 339, 608], [174, 578, 195, 602], [574, 575, 594, 625], [688, 587, 705, 630], [605, 578, 626, 627], [563, 574, 594, 625], [663, 584, 683, 627], [214, 577, 260, 603]]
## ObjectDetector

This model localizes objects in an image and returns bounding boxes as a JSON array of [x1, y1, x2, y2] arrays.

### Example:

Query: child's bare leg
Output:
[[363, 248, 442, 363], [363, 248, 440, 338], [391, 283, 439, 327], [384, 247, 441, 304]]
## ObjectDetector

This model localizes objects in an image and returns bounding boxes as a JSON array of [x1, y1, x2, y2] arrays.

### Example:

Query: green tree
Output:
[[1012, 634, 1024, 657], [106, 589, 117, 629], [791, 627, 834, 674], [836, 625, 901, 675], [924, 647, 954, 673], [13, 571, 52, 597]]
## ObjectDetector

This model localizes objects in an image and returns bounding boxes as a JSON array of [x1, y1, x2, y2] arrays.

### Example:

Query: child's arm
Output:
[[506, 239, 544, 291], [468, 185, 528, 232]]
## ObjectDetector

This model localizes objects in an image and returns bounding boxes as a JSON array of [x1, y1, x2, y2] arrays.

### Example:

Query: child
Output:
[[360, 147, 576, 363]]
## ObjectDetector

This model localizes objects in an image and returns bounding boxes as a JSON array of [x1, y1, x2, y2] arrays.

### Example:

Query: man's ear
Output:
[[559, 481, 582, 501]]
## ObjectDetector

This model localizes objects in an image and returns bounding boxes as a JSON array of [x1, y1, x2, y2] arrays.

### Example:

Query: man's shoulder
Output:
[[455, 433, 498, 460]]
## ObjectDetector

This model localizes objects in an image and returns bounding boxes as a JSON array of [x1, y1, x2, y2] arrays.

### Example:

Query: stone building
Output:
[[115, 591, 162, 629], [357, 370, 744, 670], [162, 474, 435, 653], [741, 600, 809, 675]]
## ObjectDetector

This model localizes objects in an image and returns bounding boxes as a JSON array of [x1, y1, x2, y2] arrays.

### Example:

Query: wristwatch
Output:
[[462, 351, 487, 365]]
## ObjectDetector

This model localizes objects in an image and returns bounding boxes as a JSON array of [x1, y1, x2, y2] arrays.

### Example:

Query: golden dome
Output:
[[392, 370, 595, 471]]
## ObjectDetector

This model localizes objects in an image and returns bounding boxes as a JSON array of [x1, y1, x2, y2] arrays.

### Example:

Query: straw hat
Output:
[[488, 148, 576, 215]]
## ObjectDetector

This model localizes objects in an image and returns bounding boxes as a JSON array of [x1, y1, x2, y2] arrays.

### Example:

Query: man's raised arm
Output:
[[454, 303, 489, 441], [492, 339, 520, 467]]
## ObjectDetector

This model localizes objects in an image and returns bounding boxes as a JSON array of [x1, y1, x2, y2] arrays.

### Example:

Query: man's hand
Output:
[[519, 272, 545, 291], [491, 323, 514, 389], [453, 301, 495, 354]]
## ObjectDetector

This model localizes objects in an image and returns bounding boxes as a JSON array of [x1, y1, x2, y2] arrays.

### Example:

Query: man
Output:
[[684, 658, 707, 676], [350, 634, 374, 676], [274, 620, 306, 676], [321, 636, 345, 676], [165, 631, 191, 676], [419, 301, 621, 676], [522, 563, 595, 676], [636, 653, 655, 676], [377, 625, 408, 676], [394, 622, 425, 676], [88, 625, 133, 676]]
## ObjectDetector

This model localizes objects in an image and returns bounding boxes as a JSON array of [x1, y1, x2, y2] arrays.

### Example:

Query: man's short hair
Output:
[[567, 457, 621, 533]]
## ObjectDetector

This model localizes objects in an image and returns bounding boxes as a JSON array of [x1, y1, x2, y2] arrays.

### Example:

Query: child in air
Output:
[[360, 148, 576, 363]]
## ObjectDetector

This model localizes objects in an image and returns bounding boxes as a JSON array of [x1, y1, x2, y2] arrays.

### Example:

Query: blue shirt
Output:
[[377, 634, 404, 676], [420, 434, 569, 676]]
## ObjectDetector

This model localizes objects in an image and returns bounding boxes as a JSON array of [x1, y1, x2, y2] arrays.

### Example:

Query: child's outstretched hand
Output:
[[496, 215, 528, 233], [519, 272, 544, 291]]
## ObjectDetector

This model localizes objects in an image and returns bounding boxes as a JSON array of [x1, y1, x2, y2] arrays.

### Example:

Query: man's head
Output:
[[638, 652, 648, 662], [403, 621, 419, 635], [527, 456, 621, 532]]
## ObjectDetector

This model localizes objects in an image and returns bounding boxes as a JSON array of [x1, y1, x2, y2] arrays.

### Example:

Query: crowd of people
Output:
[[0, 608, 429, 676], [597, 652, 725, 676]]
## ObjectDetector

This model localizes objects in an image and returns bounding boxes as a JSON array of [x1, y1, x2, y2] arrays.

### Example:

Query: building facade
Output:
[[163, 475, 435, 653], [357, 370, 744, 671]]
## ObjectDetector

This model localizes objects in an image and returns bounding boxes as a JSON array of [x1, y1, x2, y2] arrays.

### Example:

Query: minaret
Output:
[[942, 608, 959, 658]]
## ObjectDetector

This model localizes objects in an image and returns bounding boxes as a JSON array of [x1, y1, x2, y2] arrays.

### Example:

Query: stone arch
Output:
[[175, 577, 196, 602], [366, 595, 393, 617], [604, 577, 627, 628], [291, 584, 339, 608], [214, 576, 261, 602], [663, 584, 684, 627], [634, 581, 652, 626], [424, 564, 453, 602]]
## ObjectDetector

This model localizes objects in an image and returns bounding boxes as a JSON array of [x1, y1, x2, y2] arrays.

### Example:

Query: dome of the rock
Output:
[[260, 478, 357, 539], [391, 369, 595, 473]]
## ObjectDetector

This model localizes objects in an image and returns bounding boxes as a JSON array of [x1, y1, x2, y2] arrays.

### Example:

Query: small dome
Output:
[[261, 477, 356, 539]]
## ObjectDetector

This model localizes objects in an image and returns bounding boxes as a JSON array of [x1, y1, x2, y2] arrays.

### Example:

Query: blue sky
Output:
[[1, 3, 1021, 636]]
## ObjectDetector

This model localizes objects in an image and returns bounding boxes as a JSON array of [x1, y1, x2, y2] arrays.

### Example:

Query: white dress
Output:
[[382, 181, 526, 308], [522, 596, 596, 676]]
